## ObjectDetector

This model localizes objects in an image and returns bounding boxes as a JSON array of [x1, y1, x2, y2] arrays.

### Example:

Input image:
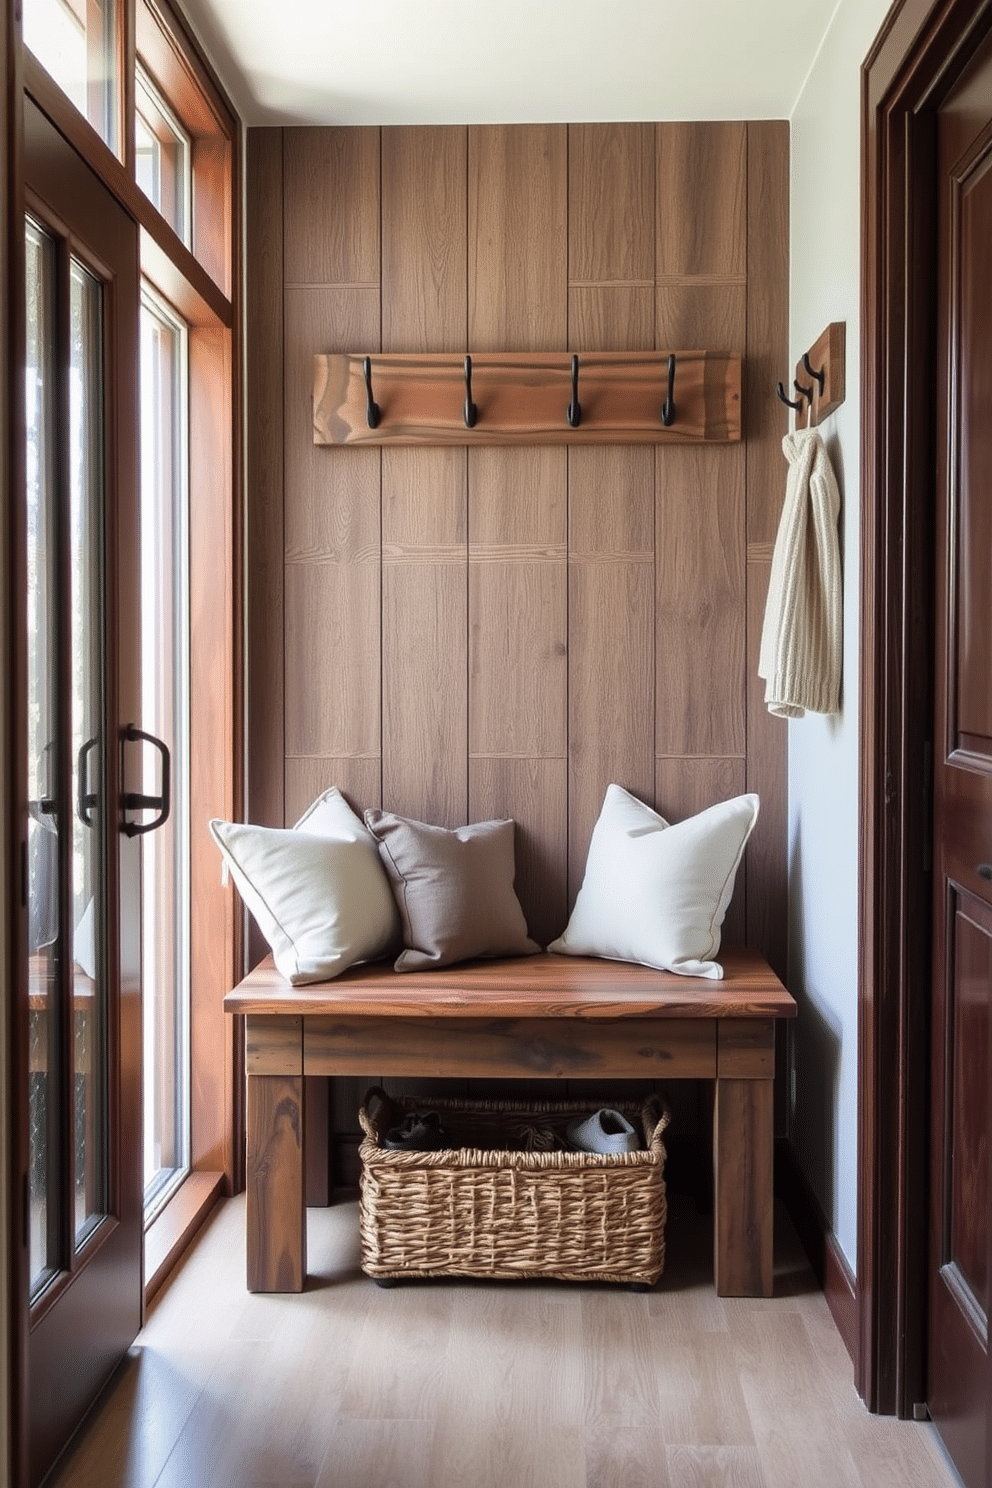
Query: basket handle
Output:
[[359, 1084, 392, 1140], [643, 1093, 671, 1147]]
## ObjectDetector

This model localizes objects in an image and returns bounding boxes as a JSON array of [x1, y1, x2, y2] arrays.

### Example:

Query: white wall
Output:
[[787, 0, 892, 1271]]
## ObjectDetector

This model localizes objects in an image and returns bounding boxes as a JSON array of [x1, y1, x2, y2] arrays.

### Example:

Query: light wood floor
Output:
[[50, 1191, 962, 1488]]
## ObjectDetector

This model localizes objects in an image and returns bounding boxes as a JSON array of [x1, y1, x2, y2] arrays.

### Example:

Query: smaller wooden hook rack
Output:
[[312, 350, 741, 447], [776, 322, 846, 428]]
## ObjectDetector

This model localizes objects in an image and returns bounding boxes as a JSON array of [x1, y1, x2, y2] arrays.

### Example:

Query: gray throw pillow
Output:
[[363, 810, 539, 972]]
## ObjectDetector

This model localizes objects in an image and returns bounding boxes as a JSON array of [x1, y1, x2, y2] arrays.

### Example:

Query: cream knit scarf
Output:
[[758, 428, 843, 718]]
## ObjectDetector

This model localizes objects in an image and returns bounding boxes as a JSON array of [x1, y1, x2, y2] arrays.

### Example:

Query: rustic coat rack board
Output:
[[790, 322, 846, 429], [312, 350, 741, 447]]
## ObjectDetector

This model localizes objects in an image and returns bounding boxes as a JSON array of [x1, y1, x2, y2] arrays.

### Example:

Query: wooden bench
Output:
[[224, 947, 796, 1297]]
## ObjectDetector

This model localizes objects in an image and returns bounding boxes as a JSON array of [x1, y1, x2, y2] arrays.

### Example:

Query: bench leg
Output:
[[713, 1075, 774, 1297], [246, 1071, 306, 1292]]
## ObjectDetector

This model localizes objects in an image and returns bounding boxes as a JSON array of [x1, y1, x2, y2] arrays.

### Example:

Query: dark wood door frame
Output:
[[859, 0, 992, 1417]]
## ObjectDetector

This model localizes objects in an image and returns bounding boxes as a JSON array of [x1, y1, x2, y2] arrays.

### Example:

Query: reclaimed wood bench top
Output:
[[224, 947, 796, 1022]]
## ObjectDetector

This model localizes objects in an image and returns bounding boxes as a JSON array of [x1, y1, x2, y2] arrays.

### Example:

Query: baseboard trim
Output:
[[775, 1138, 857, 1366]]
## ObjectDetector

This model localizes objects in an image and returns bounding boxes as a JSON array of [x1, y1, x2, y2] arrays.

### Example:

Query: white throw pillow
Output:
[[547, 784, 759, 980], [209, 789, 398, 984]]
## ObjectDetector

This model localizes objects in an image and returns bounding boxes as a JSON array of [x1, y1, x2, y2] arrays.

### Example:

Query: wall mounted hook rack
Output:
[[313, 349, 741, 447], [776, 322, 845, 429]]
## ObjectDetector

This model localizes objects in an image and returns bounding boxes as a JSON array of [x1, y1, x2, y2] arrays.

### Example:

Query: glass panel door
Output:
[[25, 217, 58, 1293], [23, 97, 142, 1488]]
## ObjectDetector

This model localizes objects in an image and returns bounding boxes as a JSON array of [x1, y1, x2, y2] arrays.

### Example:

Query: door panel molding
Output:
[[860, 0, 992, 1419]]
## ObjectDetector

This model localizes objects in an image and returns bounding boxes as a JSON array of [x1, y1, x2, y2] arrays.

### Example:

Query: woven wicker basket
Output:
[[357, 1086, 670, 1287]]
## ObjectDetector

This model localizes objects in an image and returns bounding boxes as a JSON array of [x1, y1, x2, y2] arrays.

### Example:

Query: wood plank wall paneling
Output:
[[468, 125, 568, 351], [245, 118, 790, 1151], [744, 121, 790, 982], [245, 131, 284, 846]]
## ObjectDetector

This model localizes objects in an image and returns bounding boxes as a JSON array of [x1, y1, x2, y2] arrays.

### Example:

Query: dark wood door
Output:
[[21, 99, 143, 1487], [928, 27, 992, 1488]]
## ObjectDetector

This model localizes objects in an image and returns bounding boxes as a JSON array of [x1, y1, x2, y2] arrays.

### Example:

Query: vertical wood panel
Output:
[[284, 758, 381, 827], [657, 122, 747, 279], [282, 127, 380, 286], [468, 446, 566, 758], [656, 444, 746, 757], [745, 122, 790, 978], [655, 283, 747, 355], [382, 126, 467, 352], [469, 758, 568, 949], [284, 287, 379, 557], [569, 286, 655, 351], [569, 123, 654, 284], [468, 124, 567, 350], [568, 445, 655, 902], [382, 447, 467, 826], [284, 288, 381, 776], [246, 129, 284, 835], [284, 559, 380, 758]]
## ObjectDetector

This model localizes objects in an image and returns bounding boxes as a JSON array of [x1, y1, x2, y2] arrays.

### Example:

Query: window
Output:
[[135, 66, 191, 249], [139, 285, 190, 1220], [22, 0, 119, 155]]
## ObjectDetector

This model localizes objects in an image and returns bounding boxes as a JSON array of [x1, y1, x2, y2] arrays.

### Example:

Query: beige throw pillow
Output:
[[363, 810, 539, 972], [209, 788, 398, 984], [547, 784, 759, 980]]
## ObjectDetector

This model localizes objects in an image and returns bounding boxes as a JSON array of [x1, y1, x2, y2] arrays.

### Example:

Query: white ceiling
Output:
[[178, 0, 844, 128]]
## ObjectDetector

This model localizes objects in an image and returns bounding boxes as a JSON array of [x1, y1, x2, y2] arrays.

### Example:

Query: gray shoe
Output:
[[566, 1108, 639, 1154]]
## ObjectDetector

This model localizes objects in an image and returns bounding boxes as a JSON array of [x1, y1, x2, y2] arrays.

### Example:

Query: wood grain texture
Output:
[[245, 1072, 305, 1292], [313, 350, 742, 446], [568, 285, 656, 352], [51, 1192, 962, 1488], [468, 124, 567, 351], [469, 757, 569, 948], [282, 126, 380, 286], [657, 122, 747, 279], [714, 1076, 774, 1297], [717, 1019, 776, 1079], [744, 122, 790, 547], [568, 445, 655, 901], [382, 446, 467, 826], [568, 123, 654, 284], [304, 1014, 717, 1080], [246, 1014, 302, 1076], [656, 443, 746, 756], [469, 445, 567, 759], [284, 557, 380, 758], [284, 758, 381, 827], [656, 282, 747, 356], [246, 130, 285, 837], [285, 288, 379, 558], [226, 947, 795, 1019], [382, 125, 467, 352]]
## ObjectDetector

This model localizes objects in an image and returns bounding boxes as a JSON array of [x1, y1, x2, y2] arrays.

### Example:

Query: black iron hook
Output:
[[363, 356, 380, 430], [802, 351, 826, 394], [776, 381, 804, 411], [661, 354, 676, 427], [793, 378, 814, 406], [464, 355, 477, 428], [567, 354, 581, 428]]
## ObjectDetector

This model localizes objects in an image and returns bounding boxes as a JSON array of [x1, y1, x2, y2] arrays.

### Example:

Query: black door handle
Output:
[[977, 864, 992, 881], [77, 736, 99, 825], [122, 724, 171, 837]]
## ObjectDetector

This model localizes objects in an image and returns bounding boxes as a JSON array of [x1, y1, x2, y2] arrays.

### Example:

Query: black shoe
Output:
[[382, 1110, 448, 1151]]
